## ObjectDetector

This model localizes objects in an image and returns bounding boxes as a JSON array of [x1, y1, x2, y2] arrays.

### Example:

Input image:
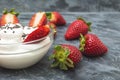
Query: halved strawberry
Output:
[[79, 34, 108, 57], [49, 44, 82, 70], [0, 8, 19, 26], [29, 12, 47, 27], [46, 11, 66, 26], [24, 25, 50, 42]]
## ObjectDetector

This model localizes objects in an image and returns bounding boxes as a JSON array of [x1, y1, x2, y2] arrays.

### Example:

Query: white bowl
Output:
[[0, 30, 54, 69]]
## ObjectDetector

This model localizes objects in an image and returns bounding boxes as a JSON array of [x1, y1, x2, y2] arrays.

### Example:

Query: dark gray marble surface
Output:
[[0, 0, 120, 12], [0, 12, 120, 80]]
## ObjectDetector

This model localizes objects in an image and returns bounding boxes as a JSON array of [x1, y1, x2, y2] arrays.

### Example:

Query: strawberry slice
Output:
[[24, 25, 50, 42], [0, 8, 19, 26], [29, 12, 47, 27]]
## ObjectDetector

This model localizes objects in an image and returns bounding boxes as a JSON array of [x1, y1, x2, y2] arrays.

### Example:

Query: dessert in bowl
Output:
[[0, 23, 54, 69]]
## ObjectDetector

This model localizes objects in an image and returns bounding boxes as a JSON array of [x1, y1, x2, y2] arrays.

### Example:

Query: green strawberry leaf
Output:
[[66, 58, 74, 68], [51, 61, 60, 68], [3, 8, 8, 14], [49, 54, 55, 60], [79, 34, 86, 52], [2, 8, 19, 16], [60, 62, 68, 70], [49, 45, 75, 70], [87, 22, 92, 31], [46, 12, 52, 20]]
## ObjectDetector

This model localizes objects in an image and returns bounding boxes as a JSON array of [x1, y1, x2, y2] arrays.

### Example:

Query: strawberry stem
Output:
[[2, 8, 19, 16], [46, 12, 52, 20], [87, 22, 92, 31], [49, 45, 74, 70], [50, 25, 57, 34], [3, 8, 8, 14], [77, 17, 92, 31], [79, 34, 86, 52], [10, 8, 19, 16], [77, 17, 85, 21], [10, 8, 15, 12]]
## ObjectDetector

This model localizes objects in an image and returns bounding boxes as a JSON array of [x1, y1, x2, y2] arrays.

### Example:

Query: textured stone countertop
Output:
[[0, 12, 120, 80]]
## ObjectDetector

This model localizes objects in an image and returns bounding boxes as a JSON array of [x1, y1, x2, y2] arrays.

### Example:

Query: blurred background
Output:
[[0, 0, 120, 12]]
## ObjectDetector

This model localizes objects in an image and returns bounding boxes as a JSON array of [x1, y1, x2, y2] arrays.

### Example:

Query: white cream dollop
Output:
[[0, 23, 24, 43]]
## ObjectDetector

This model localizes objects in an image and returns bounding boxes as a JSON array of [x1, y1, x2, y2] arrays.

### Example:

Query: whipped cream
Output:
[[0, 23, 23, 43], [0, 23, 37, 43]]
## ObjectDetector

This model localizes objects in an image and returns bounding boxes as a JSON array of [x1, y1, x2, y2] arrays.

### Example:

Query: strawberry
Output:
[[79, 33, 108, 57], [64, 17, 91, 40], [29, 12, 47, 27], [46, 11, 66, 26], [24, 25, 50, 42], [47, 22, 57, 39], [49, 44, 82, 70], [0, 8, 19, 26]]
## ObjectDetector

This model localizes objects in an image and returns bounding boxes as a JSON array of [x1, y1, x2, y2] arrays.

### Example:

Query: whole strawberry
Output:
[[64, 17, 91, 40], [24, 25, 50, 42], [29, 12, 47, 27], [46, 11, 66, 26], [0, 8, 19, 26], [79, 34, 108, 57], [49, 44, 82, 70]]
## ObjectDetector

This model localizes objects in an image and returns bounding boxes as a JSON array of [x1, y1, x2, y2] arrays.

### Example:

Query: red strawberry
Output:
[[0, 8, 19, 26], [79, 33, 108, 57], [46, 11, 66, 26], [29, 12, 47, 27], [24, 25, 50, 42], [47, 22, 57, 39], [64, 17, 91, 40], [49, 44, 82, 70]]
